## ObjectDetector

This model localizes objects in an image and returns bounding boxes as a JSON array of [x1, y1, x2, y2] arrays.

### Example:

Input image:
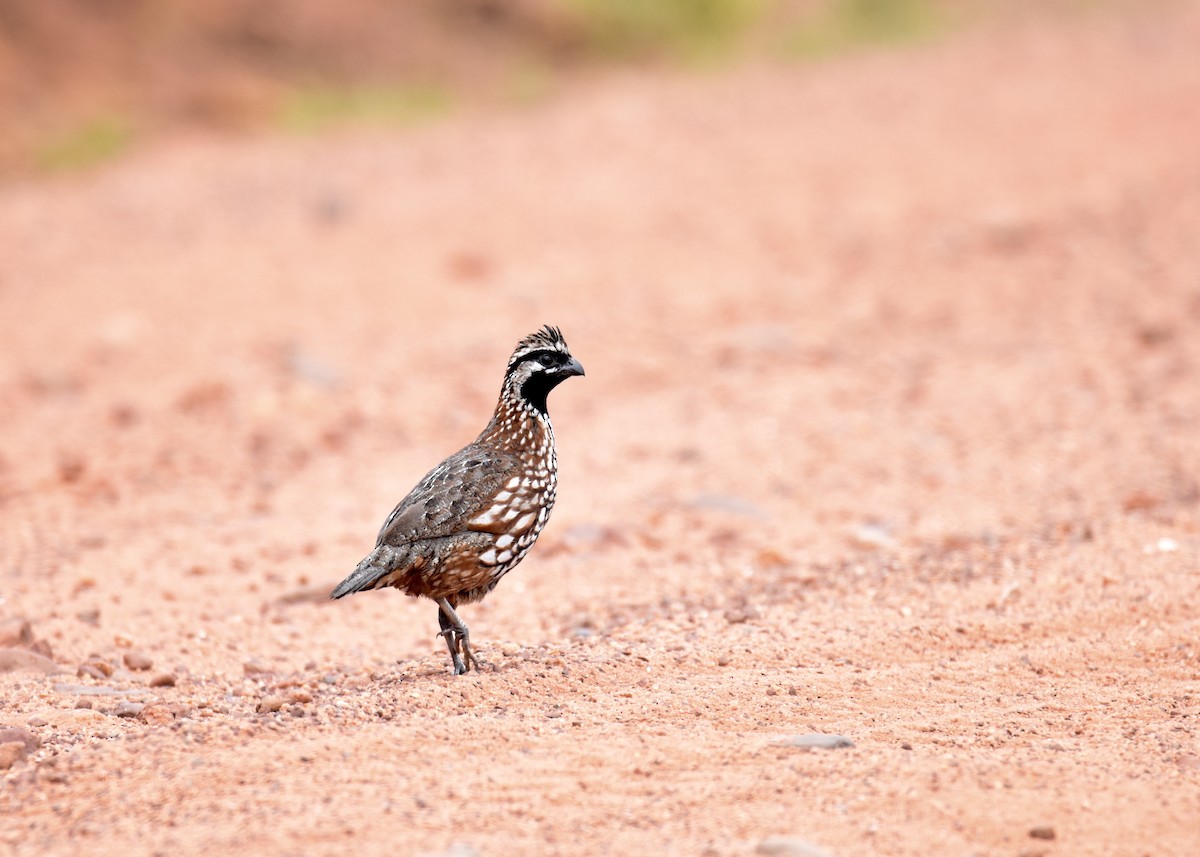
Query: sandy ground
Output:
[[2, 4, 1200, 856]]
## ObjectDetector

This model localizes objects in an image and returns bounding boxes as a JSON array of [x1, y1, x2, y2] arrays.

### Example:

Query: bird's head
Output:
[[504, 325, 585, 415]]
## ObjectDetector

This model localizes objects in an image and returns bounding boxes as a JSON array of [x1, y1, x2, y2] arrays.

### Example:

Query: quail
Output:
[[331, 325, 584, 674]]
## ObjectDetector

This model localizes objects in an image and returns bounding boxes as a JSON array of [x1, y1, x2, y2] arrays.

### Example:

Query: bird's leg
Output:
[[436, 603, 465, 675], [436, 598, 478, 675]]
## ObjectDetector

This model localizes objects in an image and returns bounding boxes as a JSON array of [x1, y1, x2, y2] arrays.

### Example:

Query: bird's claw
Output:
[[438, 626, 478, 674]]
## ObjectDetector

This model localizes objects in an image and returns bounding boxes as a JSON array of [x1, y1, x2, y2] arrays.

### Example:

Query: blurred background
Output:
[[3, 1, 1200, 854], [1, 0, 1071, 177]]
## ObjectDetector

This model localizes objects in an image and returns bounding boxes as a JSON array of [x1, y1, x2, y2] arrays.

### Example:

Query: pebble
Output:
[[149, 672, 177, 688], [244, 659, 272, 676], [0, 648, 62, 674], [77, 664, 107, 680], [1028, 826, 1056, 840], [123, 651, 153, 671], [755, 837, 832, 857], [257, 696, 286, 713], [847, 522, 895, 550], [0, 729, 39, 756], [140, 703, 176, 725], [0, 743, 27, 769], [724, 605, 762, 624], [288, 689, 313, 704], [783, 734, 855, 750], [76, 608, 101, 626], [113, 701, 145, 718], [81, 657, 114, 677], [0, 618, 33, 648]]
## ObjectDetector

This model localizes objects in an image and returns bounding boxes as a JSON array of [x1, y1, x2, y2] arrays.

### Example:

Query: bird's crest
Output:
[[513, 325, 565, 356], [508, 325, 568, 372]]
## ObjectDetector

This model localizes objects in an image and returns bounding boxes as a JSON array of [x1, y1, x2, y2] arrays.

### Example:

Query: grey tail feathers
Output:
[[330, 551, 391, 599]]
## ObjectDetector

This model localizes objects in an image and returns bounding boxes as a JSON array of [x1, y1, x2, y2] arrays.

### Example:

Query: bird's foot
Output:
[[437, 626, 478, 674], [436, 627, 466, 674], [459, 635, 480, 674]]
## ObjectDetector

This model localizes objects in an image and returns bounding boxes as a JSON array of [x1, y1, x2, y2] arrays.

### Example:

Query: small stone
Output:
[[244, 659, 271, 676], [724, 605, 761, 624], [288, 689, 313, 704], [901, 742, 913, 750], [81, 657, 114, 677], [847, 522, 895, 550], [1155, 537, 1179, 553], [755, 836, 832, 857], [0, 618, 34, 648], [113, 701, 144, 718], [123, 651, 153, 671], [257, 696, 286, 713], [76, 609, 101, 626], [0, 743, 27, 770], [783, 733, 855, 750], [717, 656, 732, 667], [1029, 826, 1056, 841], [113, 633, 134, 648], [77, 664, 107, 680], [75, 699, 93, 710], [149, 672, 177, 688], [140, 703, 176, 725], [0, 648, 62, 674], [0, 727, 40, 758]]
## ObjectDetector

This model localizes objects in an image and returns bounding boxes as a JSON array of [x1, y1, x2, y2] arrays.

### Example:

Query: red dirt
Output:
[[2, 4, 1199, 856]]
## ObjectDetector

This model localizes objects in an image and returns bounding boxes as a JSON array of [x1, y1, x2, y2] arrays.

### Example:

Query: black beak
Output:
[[561, 357, 585, 377]]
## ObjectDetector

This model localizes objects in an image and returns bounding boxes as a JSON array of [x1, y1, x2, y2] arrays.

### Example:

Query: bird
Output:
[[330, 325, 584, 675]]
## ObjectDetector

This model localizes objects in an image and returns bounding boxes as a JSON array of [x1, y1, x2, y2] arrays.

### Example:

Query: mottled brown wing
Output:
[[374, 444, 521, 548]]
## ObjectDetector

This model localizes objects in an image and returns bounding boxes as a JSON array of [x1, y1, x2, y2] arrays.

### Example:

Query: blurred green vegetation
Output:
[[786, 0, 948, 58], [566, 0, 767, 60], [34, 117, 135, 173], [566, 0, 948, 61], [0, 0, 1116, 177], [278, 84, 453, 133]]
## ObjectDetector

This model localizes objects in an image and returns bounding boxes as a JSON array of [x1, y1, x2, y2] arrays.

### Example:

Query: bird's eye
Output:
[[540, 352, 563, 367]]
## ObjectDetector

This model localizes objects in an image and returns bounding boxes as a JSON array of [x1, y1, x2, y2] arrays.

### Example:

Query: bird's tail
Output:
[[329, 547, 399, 599]]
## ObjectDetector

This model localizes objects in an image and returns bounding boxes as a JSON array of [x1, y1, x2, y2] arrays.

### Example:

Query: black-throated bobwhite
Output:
[[331, 325, 584, 674]]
